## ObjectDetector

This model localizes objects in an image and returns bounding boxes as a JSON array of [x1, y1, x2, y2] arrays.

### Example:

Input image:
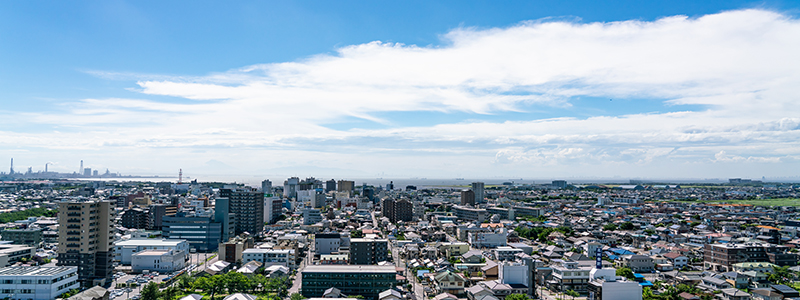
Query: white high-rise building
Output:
[[471, 182, 485, 203]]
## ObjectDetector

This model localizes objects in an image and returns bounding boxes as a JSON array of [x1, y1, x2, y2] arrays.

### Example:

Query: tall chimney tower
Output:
[[80, 160, 83, 174], [9, 158, 13, 174]]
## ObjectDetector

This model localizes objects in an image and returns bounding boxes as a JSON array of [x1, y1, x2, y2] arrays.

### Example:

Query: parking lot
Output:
[[107, 264, 198, 300]]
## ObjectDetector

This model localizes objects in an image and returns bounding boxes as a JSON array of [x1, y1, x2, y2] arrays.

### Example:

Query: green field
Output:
[[662, 198, 800, 207]]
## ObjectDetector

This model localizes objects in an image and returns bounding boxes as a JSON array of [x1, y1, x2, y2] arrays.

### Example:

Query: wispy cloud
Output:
[[5, 9, 800, 178]]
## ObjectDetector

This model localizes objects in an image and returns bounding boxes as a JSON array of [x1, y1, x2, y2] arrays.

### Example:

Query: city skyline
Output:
[[2, 1, 800, 179]]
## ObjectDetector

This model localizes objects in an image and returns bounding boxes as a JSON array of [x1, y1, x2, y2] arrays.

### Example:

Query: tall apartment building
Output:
[[150, 204, 177, 230], [337, 180, 355, 196], [214, 198, 236, 242], [349, 238, 388, 265], [471, 182, 485, 203], [56, 200, 114, 287], [461, 190, 475, 205], [120, 207, 152, 229], [220, 188, 265, 235], [325, 179, 336, 192], [381, 198, 412, 223], [284, 177, 299, 199], [261, 179, 272, 193]]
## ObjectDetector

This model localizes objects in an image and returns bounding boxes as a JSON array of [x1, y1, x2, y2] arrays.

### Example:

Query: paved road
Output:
[[392, 240, 423, 300], [288, 252, 307, 297]]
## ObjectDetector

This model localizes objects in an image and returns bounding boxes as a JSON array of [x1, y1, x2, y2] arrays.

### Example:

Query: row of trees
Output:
[[514, 225, 574, 242], [151, 272, 292, 300], [0, 207, 56, 223]]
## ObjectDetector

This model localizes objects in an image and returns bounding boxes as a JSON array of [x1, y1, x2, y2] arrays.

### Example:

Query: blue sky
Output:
[[2, 1, 800, 180]]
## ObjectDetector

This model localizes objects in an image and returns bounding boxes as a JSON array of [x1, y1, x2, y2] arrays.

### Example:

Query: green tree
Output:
[[603, 224, 618, 231], [195, 275, 226, 299], [140, 282, 161, 300], [565, 290, 580, 300], [505, 294, 530, 300], [290, 292, 306, 300], [178, 274, 195, 292], [642, 287, 657, 300], [161, 286, 180, 300], [619, 222, 635, 230], [225, 271, 252, 293], [616, 267, 635, 281], [770, 265, 792, 284]]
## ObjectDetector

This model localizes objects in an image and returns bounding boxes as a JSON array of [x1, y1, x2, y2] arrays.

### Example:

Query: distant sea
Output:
[[70, 175, 735, 188]]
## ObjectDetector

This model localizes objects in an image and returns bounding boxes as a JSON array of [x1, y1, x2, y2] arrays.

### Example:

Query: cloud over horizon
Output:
[[3, 9, 800, 179]]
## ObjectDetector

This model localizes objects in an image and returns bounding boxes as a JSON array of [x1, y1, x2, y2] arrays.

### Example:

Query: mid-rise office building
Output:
[[0, 244, 35, 267], [56, 200, 115, 287], [453, 205, 488, 223], [349, 238, 388, 265], [552, 180, 568, 189], [0, 228, 43, 247], [220, 188, 265, 235], [303, 209, 322, 225], [131, 249, 187, 273], [315, 233, 343, 255], [113, 238, 190, 265], [301, 265, 396, 299], [163, 210, 227, 252], [0, 266, 79, 300]]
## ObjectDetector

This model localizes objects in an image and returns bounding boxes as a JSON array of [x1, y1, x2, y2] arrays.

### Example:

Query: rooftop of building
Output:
[[115, 238, 187, 247], [133, 250, 173, 256], [303, 265, 397, 274], [0, 266, 76, 276]]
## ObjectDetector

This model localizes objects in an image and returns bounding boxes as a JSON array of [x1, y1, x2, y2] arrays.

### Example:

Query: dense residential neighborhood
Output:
[[0, 178, 799, 300]]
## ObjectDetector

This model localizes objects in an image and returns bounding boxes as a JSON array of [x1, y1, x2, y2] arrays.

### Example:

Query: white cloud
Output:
[[6, 9, 800, 178]]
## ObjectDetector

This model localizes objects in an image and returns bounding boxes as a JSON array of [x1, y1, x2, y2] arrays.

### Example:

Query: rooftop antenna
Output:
[[178, 169, 183, 184]]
